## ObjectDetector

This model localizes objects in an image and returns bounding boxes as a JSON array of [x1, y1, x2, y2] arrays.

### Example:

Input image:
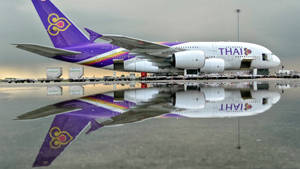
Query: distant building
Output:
[[4, 78, 17, 83], [47, 67, 62, 80], [69, 67, 84, 80], [130, 73, 136, 80], [277, 69, 294, 76], [4, 78, 17, 81], [277, 69, 300, 77], [47, 86, 62, 96], [69, 86, 84, 96]]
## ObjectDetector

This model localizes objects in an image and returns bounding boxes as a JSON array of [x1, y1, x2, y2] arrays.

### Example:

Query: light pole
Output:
[[236, 9, 241, 42], [235, 9, 242, 150]]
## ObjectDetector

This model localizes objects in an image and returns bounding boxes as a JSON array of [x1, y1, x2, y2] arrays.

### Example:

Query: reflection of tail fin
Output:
[[33, 114, 90, 167], [32, 0, 89, 48]]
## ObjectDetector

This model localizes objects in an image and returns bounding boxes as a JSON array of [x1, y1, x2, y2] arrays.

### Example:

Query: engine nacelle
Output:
[[125, 60, 159, 73], [125, 88, 160, 103], [173, 51, 205, 69], [200, 58, 225, 73], [174, 91, 205, 109]]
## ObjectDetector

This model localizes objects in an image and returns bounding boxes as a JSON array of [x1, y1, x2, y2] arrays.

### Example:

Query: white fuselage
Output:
[[101, 86, 281, 120], [102, 42, 281, 73]]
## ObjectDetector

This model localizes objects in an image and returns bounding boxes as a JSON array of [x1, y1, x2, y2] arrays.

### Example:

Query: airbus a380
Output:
[[17, 82, 280, 167], [15, 0, 281, 76]]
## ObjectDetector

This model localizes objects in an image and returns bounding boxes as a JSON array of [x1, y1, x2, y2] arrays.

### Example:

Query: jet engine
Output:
[[172, 51, 205, 69], [125, 60, 159, 73], [200, 58, 225, 73]]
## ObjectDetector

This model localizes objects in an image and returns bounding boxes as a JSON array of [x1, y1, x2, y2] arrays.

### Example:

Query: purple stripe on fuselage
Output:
[[54, 42, 185, 67], [89, 54, 134, 68], [90, 94, 136, 108], [56, 94, 136, 119], [161, 113, 186, 118], [54, 43, 119, 62], [56, 100, 120, 118], [160, 42, 184, 46]]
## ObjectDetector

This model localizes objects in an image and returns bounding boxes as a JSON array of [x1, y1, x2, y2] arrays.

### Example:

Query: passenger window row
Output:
[[176, 46, 200, 49]]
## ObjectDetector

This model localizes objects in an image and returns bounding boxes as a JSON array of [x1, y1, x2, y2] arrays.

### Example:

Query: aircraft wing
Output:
[[85, 28, 183, 57], [86, 90, 175, 134], [13, 44, 81, 58], [101, 35, 182, 57], [102, 107, 170, 126], [100, 34, 169, 50]]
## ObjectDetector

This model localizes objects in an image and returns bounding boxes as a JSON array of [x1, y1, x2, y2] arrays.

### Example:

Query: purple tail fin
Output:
[[32, 0, 90, 48], [33, 113, 91, 167]]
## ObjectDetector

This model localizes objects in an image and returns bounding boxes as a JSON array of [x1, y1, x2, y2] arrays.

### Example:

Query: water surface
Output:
[[1, 81, 300, 169]]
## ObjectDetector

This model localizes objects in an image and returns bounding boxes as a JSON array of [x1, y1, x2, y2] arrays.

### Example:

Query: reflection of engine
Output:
[[201, 87, 225, 101], [174, 91, 205, 109], [172, 51, 205, 69], [200, 58, 224, 73], [174, 88, 225, 109], [124, 88, 160, 103]]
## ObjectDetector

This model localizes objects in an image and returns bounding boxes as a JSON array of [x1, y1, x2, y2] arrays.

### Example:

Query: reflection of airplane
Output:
[[14, 0, 280, 76], [17, 83, 281, 167]]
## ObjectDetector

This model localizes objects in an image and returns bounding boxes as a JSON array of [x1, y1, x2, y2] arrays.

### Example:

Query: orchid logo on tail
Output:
[[47, 13, 71, 36], [49, 127, 73, 149]]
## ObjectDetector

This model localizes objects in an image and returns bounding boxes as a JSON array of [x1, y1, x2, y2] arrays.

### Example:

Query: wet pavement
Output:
[[0, 80, 300, 169]]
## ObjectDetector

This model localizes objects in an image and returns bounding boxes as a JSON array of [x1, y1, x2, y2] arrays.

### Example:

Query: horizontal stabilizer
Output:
[[16, 105, 81, 120], [13, 44, 81, 57]]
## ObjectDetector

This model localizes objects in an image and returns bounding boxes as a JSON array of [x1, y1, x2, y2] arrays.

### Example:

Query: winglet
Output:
[[84, 28, 103, 42], [86, 119, 103, 135]]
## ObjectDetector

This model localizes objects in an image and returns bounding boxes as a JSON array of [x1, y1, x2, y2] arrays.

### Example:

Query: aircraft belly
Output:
[[123, 59, 173, 73], [171, 90, 267, 118], [224, 59, 241, 70], [102, 64, 114, 70], [172, 102, 263, 118]]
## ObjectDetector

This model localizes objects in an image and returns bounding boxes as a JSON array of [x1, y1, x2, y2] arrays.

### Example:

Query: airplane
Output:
[[17, 82, 281, 167], [14, 0, 281, 77]]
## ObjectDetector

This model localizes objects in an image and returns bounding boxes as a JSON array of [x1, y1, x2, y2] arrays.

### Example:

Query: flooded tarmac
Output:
[[1, 80, 300, 169]]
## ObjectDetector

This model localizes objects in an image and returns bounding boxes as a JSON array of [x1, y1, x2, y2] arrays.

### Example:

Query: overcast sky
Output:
[[0, 0, 299, 78]]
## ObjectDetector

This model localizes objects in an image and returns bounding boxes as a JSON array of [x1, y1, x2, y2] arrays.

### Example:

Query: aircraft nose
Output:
[[273, 55, 281, 67], [270, 92, 281, 104]]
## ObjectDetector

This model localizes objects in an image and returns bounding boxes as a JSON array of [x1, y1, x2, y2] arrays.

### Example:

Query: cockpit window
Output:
[[262, 53, 268, 61], [262, 98, 268, 105]]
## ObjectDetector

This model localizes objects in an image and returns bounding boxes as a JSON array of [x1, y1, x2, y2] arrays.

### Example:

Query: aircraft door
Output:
[[240, 59, 252, 69]]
